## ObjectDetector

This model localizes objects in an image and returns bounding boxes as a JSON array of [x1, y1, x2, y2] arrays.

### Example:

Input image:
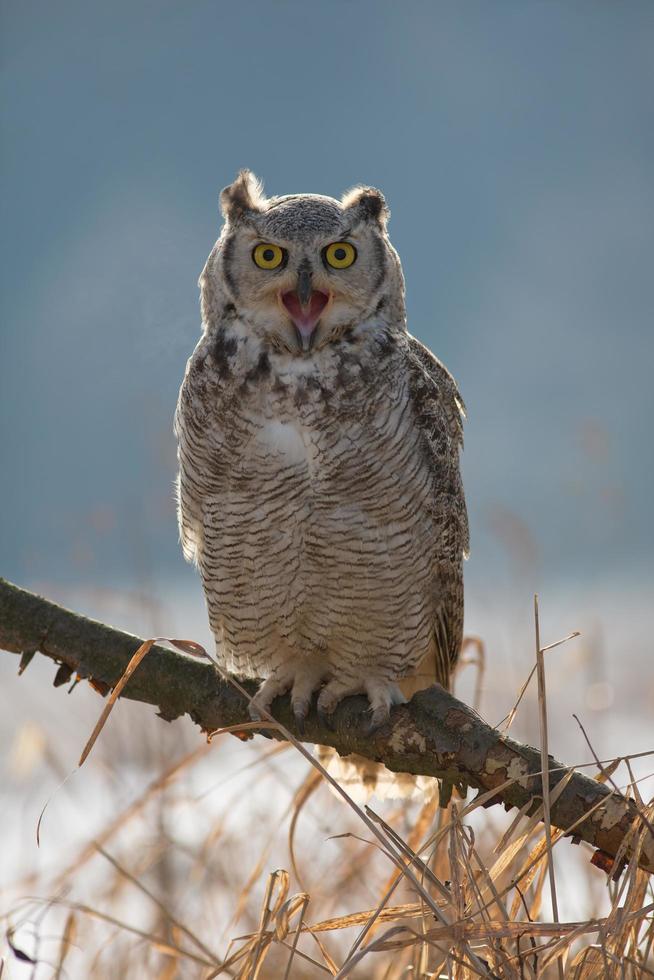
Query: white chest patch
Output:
[[256, 419, 308, 464]]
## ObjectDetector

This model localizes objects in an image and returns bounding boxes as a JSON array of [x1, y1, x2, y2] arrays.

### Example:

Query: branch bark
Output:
[[1, 576, 651, 874]]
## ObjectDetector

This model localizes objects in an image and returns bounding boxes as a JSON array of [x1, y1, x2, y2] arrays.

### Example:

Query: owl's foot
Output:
[[248, 668, 406, 736], [248, 662, 326, 733], [317, 677, 406, 734]]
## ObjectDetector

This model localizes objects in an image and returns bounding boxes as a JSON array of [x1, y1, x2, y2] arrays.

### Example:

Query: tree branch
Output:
[[1, 577, 651, 874]]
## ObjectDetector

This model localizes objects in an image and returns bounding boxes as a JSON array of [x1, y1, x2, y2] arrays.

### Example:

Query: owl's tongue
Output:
[[282, 289, 329, 339]]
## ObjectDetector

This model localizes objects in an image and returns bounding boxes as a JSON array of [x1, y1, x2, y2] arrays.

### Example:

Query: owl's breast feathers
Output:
[[175, 317, 467, 685]]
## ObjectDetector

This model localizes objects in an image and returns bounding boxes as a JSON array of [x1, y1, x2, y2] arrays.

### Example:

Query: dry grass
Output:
[[2, 601, 654, 978]]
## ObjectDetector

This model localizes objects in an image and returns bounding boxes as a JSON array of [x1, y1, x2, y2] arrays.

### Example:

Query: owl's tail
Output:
[[315, 745, 438, 803], [315, 647, 452, 803]]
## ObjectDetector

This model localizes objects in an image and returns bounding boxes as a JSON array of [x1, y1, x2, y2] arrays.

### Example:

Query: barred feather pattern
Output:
[[176, 314, 466, 765]]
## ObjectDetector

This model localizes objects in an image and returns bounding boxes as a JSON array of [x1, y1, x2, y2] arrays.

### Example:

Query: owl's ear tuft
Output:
[[341, 185, 389, 228], [220, 170, 266, 222]]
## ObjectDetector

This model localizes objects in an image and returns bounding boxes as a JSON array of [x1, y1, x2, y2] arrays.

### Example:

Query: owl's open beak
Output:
[[281, 273, 330, 351]]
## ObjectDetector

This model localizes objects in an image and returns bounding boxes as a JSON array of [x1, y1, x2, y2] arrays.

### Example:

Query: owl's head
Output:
[[200, 171, 405, 354]]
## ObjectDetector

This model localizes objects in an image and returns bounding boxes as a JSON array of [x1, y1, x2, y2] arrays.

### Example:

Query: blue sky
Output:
[[1, 0, 653, 594]]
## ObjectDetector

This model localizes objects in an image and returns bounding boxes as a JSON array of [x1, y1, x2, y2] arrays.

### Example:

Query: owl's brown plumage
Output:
[[175, 172, 467, 794]]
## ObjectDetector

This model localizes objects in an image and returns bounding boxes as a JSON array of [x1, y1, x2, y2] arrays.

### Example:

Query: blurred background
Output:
[[1, 1, 653, 976]]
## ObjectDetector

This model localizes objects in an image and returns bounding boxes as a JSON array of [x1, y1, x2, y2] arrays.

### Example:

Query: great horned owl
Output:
[[175, 171, 468, 791]]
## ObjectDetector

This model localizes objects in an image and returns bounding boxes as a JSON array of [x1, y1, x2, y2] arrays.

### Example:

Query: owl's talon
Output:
[[365, 705, 391, 735], [293, 705, 308, 736], [318, 707, 335, 731], [248, 702, 263, 723], [247, 700, 275, 738]]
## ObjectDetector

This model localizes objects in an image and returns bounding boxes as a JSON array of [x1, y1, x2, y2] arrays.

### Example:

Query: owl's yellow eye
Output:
[[324, 241, 357, 269], [253, 243, 285, 270]]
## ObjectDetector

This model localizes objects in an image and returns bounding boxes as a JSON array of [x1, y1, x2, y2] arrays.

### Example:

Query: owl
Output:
[[175, 171, 468, 786]]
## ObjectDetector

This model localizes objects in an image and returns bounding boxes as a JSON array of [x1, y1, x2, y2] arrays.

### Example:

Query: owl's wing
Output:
[[174, 353, 217, 565], [404, 333, 468, 689]]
